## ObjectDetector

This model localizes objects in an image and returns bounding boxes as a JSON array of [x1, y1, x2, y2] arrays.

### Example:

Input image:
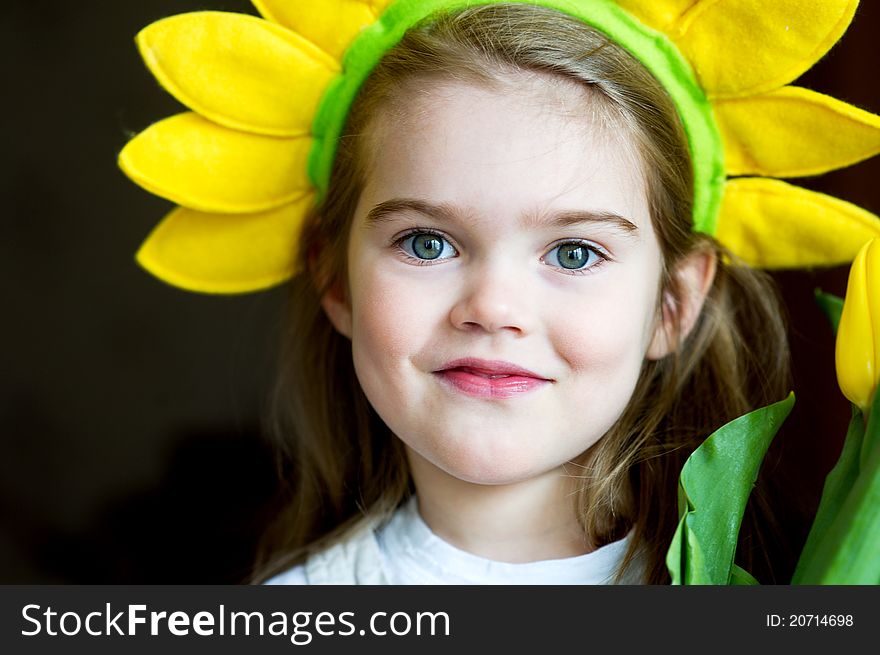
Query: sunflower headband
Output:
[[120, 0, 880, 294]]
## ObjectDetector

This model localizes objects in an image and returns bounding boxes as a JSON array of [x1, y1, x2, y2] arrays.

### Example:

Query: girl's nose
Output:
[[448, 262, 533, 336]]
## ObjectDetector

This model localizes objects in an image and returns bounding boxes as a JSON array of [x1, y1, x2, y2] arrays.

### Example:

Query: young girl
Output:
[[120, 0, 880, 584]]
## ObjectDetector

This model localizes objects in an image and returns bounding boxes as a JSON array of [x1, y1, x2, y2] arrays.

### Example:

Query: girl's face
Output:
[[324, 75, 669, 486]]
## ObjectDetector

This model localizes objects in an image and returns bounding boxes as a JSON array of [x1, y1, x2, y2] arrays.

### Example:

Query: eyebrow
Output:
[[363, 198, 639, 234]]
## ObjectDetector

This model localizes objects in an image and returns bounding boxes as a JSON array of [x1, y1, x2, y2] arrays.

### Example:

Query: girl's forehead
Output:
[[377, 70, 628, 141], [360, 76, 649, 231]]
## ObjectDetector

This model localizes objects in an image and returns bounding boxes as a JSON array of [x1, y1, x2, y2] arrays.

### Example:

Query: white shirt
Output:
[[266, 496, 639, 585]]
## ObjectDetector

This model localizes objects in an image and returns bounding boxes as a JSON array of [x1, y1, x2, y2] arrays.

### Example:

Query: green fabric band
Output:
[[308, 0, 724, 235]]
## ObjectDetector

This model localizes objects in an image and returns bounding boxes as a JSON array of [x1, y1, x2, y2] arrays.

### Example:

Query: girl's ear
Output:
[[310, 243, 353, 339], [647, 247, 717, 360], [320, 279, 353, 339]]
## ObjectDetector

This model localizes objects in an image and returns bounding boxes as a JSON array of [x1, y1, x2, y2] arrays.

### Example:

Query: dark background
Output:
[[2, 1, 879, 583]]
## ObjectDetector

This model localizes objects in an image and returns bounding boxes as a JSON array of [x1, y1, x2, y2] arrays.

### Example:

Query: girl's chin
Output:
[[415, 449, 566, 487]]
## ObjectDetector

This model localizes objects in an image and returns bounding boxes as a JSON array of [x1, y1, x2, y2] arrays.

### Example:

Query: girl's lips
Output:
[[434, 369, 550, 398], [436, 358, 550, 379], [434, 363, 552, 399]]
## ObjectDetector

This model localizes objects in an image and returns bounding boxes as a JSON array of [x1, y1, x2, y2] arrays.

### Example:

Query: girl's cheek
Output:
[[353, 265, 432, 359], [551, 289, 653, 367]]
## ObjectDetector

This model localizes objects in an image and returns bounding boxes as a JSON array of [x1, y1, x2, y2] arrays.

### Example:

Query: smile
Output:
[[433, 359, 552, 399]]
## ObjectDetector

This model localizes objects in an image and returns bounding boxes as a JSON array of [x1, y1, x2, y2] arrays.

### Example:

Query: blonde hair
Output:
[[252, 3, 791, 584]]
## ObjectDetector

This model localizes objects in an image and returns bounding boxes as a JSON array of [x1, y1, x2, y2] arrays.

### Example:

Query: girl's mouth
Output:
[[433, 361, 552, 399], [454, 366, 514, 379]]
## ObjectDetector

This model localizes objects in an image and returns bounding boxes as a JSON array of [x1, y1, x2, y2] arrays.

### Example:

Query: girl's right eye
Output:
[[396, 230, 459, 263]]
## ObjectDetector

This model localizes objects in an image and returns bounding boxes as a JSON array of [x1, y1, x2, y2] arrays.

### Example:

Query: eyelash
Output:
[[545, 240, 611, 275], [391, 228, 612, 275], [394, 228, 455, 267]]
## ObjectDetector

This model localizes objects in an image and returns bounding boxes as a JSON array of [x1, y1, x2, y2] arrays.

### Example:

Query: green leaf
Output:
[[791, 407, 865, 583], [666, 393, 795, 584], [666, 514, 686, 584], [666, 484, 691, 584], [794, 389, 880, 584], [730, 564, 760, 585], [666, 516, 710, 585], [861, 388, 880, 471], [814, 289, 844, 335]]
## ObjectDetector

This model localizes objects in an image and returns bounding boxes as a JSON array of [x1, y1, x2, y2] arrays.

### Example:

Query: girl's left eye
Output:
[[543, 241, 608, 273], [396, 230, 458, 263]]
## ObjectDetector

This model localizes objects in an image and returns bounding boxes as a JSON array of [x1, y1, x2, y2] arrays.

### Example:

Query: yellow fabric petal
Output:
[[715, 86, 880, 178], [137, 196, 313, 294], [251, 0, 379, 59], [138, 12, 338, 137], [716, 178, 880, 269], [119, 113, 312, 214], [674, 0, 859, 99], [614, 0, 697, 33]]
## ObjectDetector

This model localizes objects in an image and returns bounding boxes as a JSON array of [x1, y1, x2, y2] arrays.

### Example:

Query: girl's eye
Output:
[[397, 231, 458, 262], [543, 241, 608, 273]]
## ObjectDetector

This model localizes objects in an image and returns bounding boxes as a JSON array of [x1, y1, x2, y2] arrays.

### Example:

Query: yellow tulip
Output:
[[836, 238, 880, 413]]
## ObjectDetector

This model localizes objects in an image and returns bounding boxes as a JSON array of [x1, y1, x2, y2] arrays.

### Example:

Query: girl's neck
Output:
[[407, 449, 592, 563]]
